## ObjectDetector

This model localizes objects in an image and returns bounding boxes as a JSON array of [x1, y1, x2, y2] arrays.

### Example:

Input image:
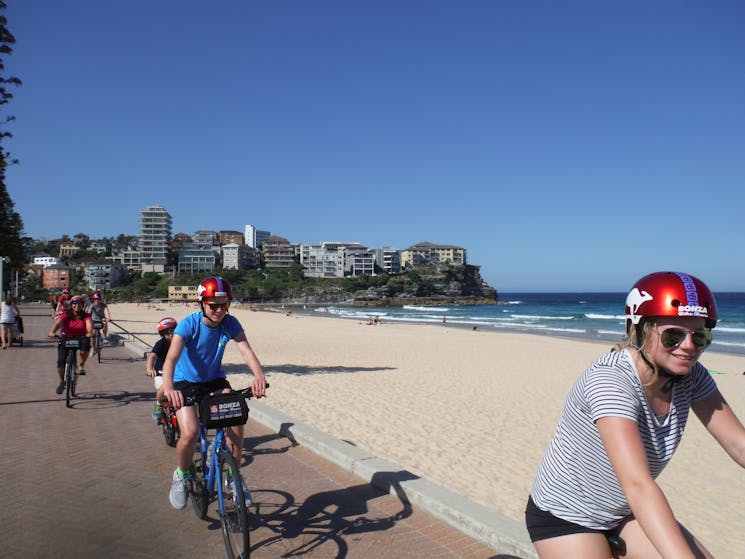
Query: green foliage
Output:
[[0, 3, 24, 294]]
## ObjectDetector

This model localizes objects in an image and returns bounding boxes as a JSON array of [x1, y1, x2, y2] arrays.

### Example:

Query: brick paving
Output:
[[0, 305, 514, 559]]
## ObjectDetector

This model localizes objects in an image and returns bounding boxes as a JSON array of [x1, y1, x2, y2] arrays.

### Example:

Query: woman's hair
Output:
[[615, 319, 660, 386]]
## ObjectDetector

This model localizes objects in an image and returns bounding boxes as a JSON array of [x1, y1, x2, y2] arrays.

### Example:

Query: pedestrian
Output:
[[1, 293, 20, 349]]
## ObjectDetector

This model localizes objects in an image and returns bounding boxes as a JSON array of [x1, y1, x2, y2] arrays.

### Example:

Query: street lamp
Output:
[[0, 256, 9, 298]]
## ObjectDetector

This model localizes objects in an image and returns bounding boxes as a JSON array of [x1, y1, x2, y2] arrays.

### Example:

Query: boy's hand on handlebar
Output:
[[164, 388, 184, 410], [250, 377, 267, 398]]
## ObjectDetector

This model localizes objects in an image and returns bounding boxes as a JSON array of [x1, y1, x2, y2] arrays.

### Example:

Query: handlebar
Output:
[[179, 383, 269, 407]]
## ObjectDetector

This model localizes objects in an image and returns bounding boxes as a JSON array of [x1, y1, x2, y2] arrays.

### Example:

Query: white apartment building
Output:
[[139, 205, 172, 272], [244, 224, 271, 248], [193, 230, 218, 246], [222, 243, 257, 270], [299, 242, 375, 278], [178, 244, 215, 274], [371, 247, 401, 274]]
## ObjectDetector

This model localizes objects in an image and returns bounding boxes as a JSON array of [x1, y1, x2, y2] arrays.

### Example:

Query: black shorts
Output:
[[173, 377, 232, 406], [56, 337, 91, 369], [525, 495, 615, 543]]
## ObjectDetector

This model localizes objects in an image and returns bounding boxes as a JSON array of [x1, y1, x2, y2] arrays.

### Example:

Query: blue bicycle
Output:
[[187, 386, 263, 559]]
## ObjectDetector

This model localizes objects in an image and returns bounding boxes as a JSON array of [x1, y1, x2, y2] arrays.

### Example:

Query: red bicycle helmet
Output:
[[62, 288, 71, 295], [157, 317, 177, 333], [197, 276, 232, 301], [625, 271, 718, 332], [70, 296, 84, 305], [92, 293, 101, 300]]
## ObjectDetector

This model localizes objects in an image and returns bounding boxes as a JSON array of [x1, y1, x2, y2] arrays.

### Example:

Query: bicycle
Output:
[[186, 386, 264, 559], [157, 396, 180, 447], [91, 320, 104, 363], [57, 335, 86, 408]]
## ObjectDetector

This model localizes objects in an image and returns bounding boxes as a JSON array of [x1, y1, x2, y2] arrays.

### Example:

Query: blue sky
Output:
[[5, 1, 745, 292]]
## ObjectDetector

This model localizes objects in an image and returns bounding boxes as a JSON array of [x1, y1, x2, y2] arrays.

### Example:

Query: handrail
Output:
[[108, 319, 151, 349]]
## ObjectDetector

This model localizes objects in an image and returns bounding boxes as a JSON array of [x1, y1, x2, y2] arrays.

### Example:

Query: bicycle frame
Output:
[[197, 425, 230, 510]]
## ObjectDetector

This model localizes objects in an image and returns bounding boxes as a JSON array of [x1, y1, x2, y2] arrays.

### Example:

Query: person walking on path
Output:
[[161, 276, 267, 510], [526, 271, 745, 558], [1, 293, 20, 349]]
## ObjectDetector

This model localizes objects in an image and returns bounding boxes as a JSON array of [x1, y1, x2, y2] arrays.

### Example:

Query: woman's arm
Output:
[[85, 317, 93, 337], [597, 416, 697, 558], [48, 317, 62, 337], [233, 332, 266, 398], [693, 388, 745, 467]]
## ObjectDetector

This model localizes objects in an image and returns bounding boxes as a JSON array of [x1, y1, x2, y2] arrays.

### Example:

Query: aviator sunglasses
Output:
[[206, 302, 230, 312], [658, 327, 712, 350]]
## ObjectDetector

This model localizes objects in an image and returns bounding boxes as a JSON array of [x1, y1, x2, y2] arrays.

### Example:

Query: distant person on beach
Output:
[[161, 276, 267, 510], [146, 317, 177, 421], [526, 271, 745, 558]]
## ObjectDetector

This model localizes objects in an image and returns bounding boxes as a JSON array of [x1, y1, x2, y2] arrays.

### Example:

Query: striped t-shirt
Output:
[[530, 348, 716, 530]]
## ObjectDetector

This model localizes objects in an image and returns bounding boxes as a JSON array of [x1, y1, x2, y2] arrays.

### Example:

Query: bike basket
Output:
[[64, 339, 81, 348], [92, 320, 103, 329], [199, 392, 249, 428]]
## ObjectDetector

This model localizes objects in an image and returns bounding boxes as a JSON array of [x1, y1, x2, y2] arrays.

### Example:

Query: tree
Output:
[[0, 1, 24, 294]]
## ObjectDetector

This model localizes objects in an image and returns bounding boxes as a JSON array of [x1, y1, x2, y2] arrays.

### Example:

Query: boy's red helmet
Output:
[[197, 276, 232, 301], [625, 271, 718, 332], [157, 317, 177, 333]]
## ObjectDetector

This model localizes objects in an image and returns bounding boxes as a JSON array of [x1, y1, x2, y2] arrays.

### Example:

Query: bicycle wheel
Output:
[[162, 407, 178, 447], [189, 446, 208, 520], [96, 333, 102, 363], [218, 450, 250, 559], [65, 359, 76, 408]]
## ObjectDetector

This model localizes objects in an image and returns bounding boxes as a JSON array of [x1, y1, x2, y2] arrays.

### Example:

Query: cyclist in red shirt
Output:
[[49, 295, 93, 394]]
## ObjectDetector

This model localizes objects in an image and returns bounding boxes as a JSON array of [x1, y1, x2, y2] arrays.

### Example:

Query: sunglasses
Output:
[[71, 301, 83, 306], [659, 327, 712, 350], [206, 302, 230, 312]]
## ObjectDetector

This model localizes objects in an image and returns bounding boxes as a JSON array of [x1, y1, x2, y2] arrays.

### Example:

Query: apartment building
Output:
[[219, 230, 244, 246], [85, 261, 126, 290], [261, 236, 297, 268], [139, 205, 172, 272], [400, 242, 466, 269], [178, 244, 216, 274], [371, 247, 401, 274], [244, 224, 271, 248], [222, 243, 257, 270]]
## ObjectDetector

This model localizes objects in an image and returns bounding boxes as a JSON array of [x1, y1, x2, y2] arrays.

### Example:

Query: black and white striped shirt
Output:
[[531, 348, 716, 530]]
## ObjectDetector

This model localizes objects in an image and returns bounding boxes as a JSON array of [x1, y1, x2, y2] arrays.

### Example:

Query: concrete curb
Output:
[[113, 326, 537, 557]]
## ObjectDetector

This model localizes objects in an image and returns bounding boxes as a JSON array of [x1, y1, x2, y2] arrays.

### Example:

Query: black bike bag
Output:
[[199, 392, 249, 428]]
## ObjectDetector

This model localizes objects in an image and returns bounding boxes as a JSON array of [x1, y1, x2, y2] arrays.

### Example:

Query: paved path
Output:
[[0, 305, 520, 559]]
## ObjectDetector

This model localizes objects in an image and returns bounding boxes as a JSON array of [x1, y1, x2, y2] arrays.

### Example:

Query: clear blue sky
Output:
[[5, 1, 745, 292]]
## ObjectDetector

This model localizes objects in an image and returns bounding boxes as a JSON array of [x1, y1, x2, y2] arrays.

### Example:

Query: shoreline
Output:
[[106, 302, 745, 557]]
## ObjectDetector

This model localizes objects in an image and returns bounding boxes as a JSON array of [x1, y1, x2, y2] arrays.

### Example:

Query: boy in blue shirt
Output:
[[161, 276, 267, 510]]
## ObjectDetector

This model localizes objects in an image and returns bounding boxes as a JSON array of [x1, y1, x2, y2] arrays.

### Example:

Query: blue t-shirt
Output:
[[173, 312, 244, 383]]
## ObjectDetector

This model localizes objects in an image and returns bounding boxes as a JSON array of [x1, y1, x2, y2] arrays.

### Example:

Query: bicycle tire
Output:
[[96, 333, 102, 363], [219, 450, 250, 559], [162, 408, 178, 447], [189, 447, 208, 520], [65, 359, 76, 408]]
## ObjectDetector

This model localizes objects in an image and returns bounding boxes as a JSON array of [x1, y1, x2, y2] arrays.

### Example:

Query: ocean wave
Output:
[[403, 305, 450, 312], [585, 313, 627, 321], [716, 326, 745, 334], [512, 314, 576, 321]]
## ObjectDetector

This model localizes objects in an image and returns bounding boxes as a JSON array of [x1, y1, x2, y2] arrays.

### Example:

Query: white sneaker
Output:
[[169, 469, 190, 509]]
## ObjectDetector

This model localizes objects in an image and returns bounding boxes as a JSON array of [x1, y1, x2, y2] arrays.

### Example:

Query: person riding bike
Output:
[[147, 316, 177, 421], [161, 276, 267, 510], [87, 292, 112, 346], [526, 272, 745, 558], [48, 295, 93, 394], [54, 287, 72, 319]]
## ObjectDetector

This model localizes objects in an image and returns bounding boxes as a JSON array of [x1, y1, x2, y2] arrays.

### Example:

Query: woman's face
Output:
[[646, 316, 710, 376]]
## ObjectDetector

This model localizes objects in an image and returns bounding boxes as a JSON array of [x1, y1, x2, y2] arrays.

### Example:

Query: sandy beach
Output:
[[110, 302, 745, 556]]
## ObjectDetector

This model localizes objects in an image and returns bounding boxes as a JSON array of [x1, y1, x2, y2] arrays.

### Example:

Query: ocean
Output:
[[314, 292, 745, 356]]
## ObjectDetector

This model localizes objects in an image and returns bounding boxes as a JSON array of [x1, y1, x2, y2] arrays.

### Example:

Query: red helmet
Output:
[[197, 276, 232, 301], [157, 317, 177, 333], [92, 293, 101, 300], [62, 288, 71, 295], [70, 296, 84, 305], [625, 271, 718, 332]]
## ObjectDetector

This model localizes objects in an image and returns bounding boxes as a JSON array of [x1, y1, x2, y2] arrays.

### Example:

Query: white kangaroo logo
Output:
[[626, 288, 654, 324]]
